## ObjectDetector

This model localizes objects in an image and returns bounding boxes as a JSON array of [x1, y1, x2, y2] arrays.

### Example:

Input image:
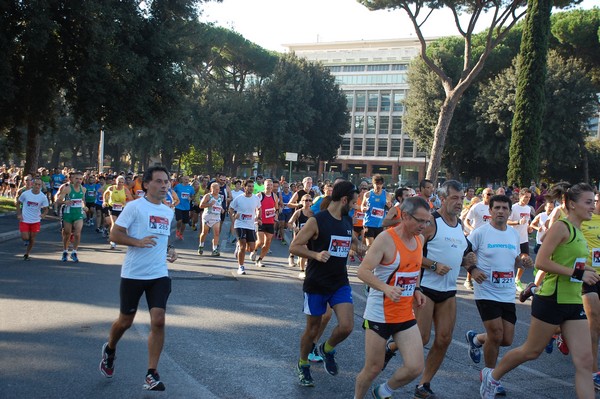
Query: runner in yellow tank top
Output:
[[103, 176, 133, 249]]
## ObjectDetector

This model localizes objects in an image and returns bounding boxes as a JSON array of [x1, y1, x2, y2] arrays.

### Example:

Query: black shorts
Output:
[[583, 281, 600, 296], [531, 295, 587, 325], [364, 226, 383, 238], [191, 204, 201, 213], [108, 207, 122, 218], [101, 206, 109, 217], [280, 212, 292, 223], [119, 277, 172, 315], [353, 226, 364, 235], [258, 223, 275, 234], [362, 319, 417, 340], [519, 242, 530, 256], [475, 299, 517, 324], [85, 202, 95, 210], [422, 286, 456, 304], [236, 228, 257, 243], [94, 203, 103, 212], [175, 208, 190, 223], [220, 211, 226, 222]]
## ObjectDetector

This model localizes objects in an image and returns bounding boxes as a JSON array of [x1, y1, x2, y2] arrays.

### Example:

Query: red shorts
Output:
[[19, 222, 41, 233]]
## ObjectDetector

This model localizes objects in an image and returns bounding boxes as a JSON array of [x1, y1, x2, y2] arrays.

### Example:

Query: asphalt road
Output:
[[0, 220, 592, 399]]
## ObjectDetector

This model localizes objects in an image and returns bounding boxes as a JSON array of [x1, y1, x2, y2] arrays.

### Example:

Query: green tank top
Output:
[[537, 219, 589, 304], [65, 186, 85, 216]]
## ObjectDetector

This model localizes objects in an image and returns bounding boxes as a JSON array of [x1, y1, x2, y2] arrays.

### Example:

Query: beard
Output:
[[341, 202, 351, 216]]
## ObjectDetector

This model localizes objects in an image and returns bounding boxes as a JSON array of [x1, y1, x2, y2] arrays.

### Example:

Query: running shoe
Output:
[[281, 239, 287, 245], [556, 334, 569, 355], [256, 259, 265, 267], [143, 371, 165, 391], [414, 383, 438, 399], [99, 342, 115, 378], [237, 266, 246, 275], [463, 279, 474, 290], [495, 383, 507, 396], [349, 255, 356, 262], [480, 367, 500, 399], [96, 227, 101, 233], [308, 345, 323, 363], [23, 254, 30, 261], [593, 372, 600, 391], [357, 255, 364, 262], [110, 242, 117, 250], [296, 362, 314, 387], [250, 252, 257, 261], [61, 251, 68, 262], [371, 384, 391, 399], [515, 280, 525, 293], [23, 240, 29, 247], [381, 340, 396, 371], [212, 249, 220, 257], [317, 343, 338, 376], [519, 282, 536, 302], [197, 247, 203, 255], [70, 252, 79, 263], [288, 256, 295, 267], [298, 271, 306, 279], [465, 330, 481, 364], [545, 336, 555, 354]]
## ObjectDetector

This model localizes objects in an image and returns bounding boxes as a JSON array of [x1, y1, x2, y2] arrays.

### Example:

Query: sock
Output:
[[72, 250, 77, 254], [531, 286, 537, 294], [377, 382, 394, 397], [298, 359, 309, 367], [473, 335, 482, 347], [212, 244, 217, 251], [147, 368, 156, 376], [324, 341, 335, 353], [199, 243, 204, 248], [104, 345, 115, 355]]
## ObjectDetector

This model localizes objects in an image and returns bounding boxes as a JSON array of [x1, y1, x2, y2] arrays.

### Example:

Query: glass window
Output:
[[391, 116, 402, 135], [365, 138, 375, 156], [390, 139, 401, 157], [403, 139, 414, 157], [366, 116, 376, 135], [393, 91, 405, 112], [355, 92, 366, 113], [391, 64, 408, 71], [367, 65, 390, 71], [354, 115, 364, 135], [380, 91, 391, 112], [368, 92, 379, 112], [345, 92, 354, 112], [353, 138, 363, 156], [416, 145, 427, 157], [340, 138, 350, 156], [377, 138, 388, 156], [343, 65, 365, 72], [328, 66, 342, 72], [379, 116, 389, 135]]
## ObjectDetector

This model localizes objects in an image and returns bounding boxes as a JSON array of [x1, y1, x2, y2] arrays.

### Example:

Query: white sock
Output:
[[377, 382, 394, 397], [473, 335, 482, 347]]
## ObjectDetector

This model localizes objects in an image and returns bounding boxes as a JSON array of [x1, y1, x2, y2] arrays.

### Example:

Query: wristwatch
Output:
[[430, 261, 438, 271]]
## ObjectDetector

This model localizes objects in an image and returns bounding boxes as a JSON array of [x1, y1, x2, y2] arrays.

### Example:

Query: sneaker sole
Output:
[[99, 343, 114, 378], [143, 382, 165, 391]]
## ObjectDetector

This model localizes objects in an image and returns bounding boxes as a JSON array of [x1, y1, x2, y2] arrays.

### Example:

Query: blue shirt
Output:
[[174, 184, 195, 211], [363, 189, 387, 228]]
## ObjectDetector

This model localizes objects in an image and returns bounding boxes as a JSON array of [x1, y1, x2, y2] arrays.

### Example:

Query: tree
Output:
[[507, 0, 553, 187], [360, 0, 527, 183]]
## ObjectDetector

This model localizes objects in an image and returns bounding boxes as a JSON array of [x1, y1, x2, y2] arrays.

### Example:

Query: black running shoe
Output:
[[296, 362, 314, 387], [143, 371, 165, 391], [318, 343, 338, 376], [99, 342, 115, 378]]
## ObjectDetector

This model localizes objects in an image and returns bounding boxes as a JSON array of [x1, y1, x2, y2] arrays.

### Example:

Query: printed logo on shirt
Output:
[[26, 201, 40, 207], [487, 243, 517, 250]]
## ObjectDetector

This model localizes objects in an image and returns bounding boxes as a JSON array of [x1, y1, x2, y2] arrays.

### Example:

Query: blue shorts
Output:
[[303, 285, 353, 316]]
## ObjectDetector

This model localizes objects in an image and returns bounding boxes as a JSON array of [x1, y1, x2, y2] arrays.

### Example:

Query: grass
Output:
[[0, 197, 16, 214]]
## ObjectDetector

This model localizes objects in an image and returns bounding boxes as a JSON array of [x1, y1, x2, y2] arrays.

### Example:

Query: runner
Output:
[[288, 194, 314, 278], [99, 166, 177, 392], [198, 182, 225, 256], [507, 188, 534, 291], [480, 183, 599, 399], [173, 175, 195, 240], [229, 179, 261, 275], [251, 179, 279, 267], [279, 181, 294, 247], [382, 187, 410, 228], [55, 171, 88, 262], [354, 196, 429, 399], [463, 187, 495, 290], [17, 177, 49, 260], [362, 174, 391, 247], [83, 175, 98, 227], [103, 175, 133, 249]]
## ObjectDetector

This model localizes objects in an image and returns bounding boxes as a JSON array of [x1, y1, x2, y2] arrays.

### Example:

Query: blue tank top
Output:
[[363, 189, 387, 228], [281, 191, 293, 214]]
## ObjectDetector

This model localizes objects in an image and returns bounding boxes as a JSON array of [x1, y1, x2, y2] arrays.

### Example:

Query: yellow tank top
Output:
[[582, 213, 600, 270], [109, 187, 126, 206]]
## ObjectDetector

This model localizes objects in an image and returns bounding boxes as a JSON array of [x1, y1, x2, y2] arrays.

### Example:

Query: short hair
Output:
[[142, 166, 170, 189], [437, 180, 463, 199], [489, 194, 512, 211], [519, 187, 531, 196], [69, 171, 83, 177], [331, 181, 358, 201], [419, 179, 433, 190], [233, 179, 242, 185], [394, 187, 409, 201], [243, 179, 254, 187], [372, 174, 384, 184], [400, 196, 430, 215]]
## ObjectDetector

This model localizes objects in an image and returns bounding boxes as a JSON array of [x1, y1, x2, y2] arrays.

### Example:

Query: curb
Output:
[[0, 216, 60, 243]]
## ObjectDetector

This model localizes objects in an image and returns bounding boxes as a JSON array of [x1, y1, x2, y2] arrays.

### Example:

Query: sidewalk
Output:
[[0, 211, 60, 243]]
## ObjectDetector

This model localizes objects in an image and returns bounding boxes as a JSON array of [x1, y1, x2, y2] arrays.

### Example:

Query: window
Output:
[[367, 64, 390, 72], [391, 116, 402, 135], [380, 91, 391, 112], [353, 138, 363, 156], [393, 91, 405, 112], [354, 115, 364, 135], [366, 116, 376, 135], [377, 138, 388, 156], [343, 65, 365, 72], [355, 92, 366, 112], [340, 138, 350, 156], [345, 92, 354, 111], [403, 139, 414, 157], [368, 92, 379, 112], [379, 116, 389, 135], [390, 139, 401, 157], [328, 66, 342, 72], [391, 64, 408, 71], [365, 138, 375, 156]]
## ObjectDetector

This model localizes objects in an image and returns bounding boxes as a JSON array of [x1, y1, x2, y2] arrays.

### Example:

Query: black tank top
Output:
[[304, 210, 353, 294]]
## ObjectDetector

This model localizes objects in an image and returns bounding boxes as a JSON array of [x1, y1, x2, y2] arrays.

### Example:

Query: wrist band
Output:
[[571, 268, 585, 281], [467, 265, 478, 274]]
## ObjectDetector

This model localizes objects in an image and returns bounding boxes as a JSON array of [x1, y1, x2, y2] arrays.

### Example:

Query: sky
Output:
[[200, 0, 597, 52]]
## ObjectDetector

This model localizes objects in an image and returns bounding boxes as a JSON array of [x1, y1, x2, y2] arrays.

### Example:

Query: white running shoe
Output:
[[237, 266, 246, 275], [288, 256, 295, 267], [256, 259, 265, 267], [250, 252, 257, 261], [299, 271, 306, 279]]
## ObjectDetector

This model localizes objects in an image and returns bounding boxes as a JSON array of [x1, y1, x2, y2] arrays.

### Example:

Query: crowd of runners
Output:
[[7, 164, 600, 398]]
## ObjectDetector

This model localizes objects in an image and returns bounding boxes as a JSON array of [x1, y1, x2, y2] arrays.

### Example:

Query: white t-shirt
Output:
[[468, 223, 520, 303], [466, 202, 491, 231], [115, 198, 174, 280], [509, 203, 532, 244], [231, 189, 244, 201], [230, 194, 261, 230], [19, 190, 49, 223], [535, 212, 550, 245]]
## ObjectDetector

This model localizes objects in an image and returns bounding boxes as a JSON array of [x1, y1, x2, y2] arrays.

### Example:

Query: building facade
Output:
[[286, 38, 434, 187]]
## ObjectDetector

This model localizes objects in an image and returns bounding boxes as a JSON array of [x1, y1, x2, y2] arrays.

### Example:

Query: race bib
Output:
[[241, 213, 253, 221], [112, 203, 123, 211], [593, 249, 600, 268], [370, 207, 385, 219], [265, 208, 276, 219], [328, 235, 351, 258], [299, 223, 306, 229], [571, 257, 587, 282], [211, 205, 222, 214], [181, 192, 190, 200], [393, 271, 419, 296], [483, 215, 492, 222], [149, 215, 170, 235], [491, 270, 514, 287], [355, 212, 365, 221], [71, 199, 83, 208], [136, 190, 145, 198], [87, 190, 96, 197]]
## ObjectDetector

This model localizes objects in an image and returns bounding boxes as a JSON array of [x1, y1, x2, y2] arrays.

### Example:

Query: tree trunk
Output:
[[24, 118, 41, 174], [426, 95, 460, 184]]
